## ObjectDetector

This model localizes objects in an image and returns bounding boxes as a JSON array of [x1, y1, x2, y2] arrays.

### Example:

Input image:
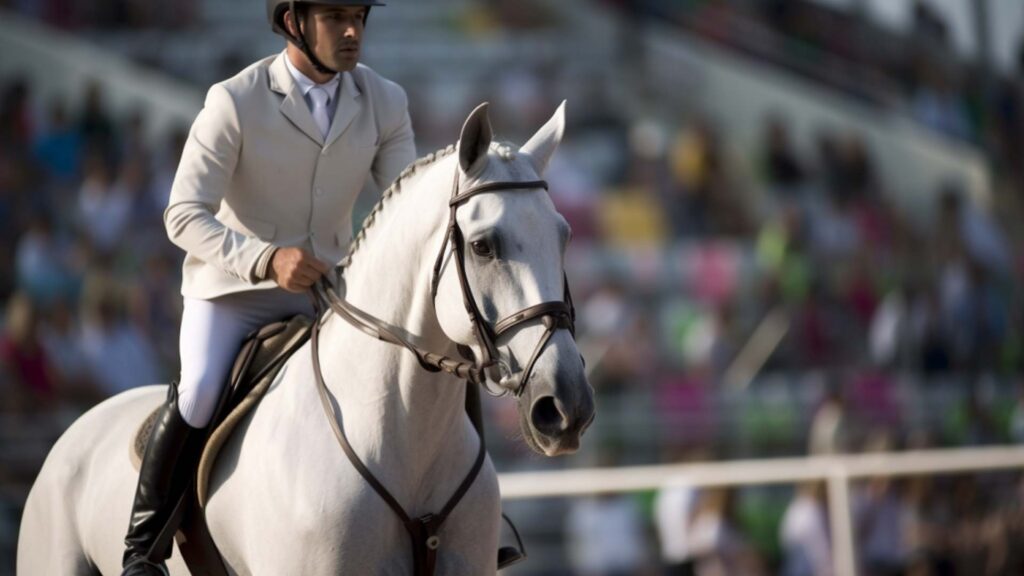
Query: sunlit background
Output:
[[3, 0, 1024, 574]]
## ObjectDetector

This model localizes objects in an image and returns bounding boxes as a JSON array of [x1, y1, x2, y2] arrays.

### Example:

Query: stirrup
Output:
[[496, 513, 527, 570], [497, 546, 526, 570]]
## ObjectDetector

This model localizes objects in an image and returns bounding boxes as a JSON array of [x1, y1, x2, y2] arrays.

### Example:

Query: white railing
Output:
[[498, 445, 1024, 576]]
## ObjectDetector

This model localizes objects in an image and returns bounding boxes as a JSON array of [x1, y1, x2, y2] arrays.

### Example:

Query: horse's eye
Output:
[[470, 240, 494, 258]]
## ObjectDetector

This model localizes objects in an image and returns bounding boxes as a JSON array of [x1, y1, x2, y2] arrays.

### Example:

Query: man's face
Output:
[[299, 5, 366, 72]]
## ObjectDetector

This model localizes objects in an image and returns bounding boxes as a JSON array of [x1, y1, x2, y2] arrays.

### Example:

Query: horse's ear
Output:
[[519, 100, 566, 176], [459, 102, 493, 174]]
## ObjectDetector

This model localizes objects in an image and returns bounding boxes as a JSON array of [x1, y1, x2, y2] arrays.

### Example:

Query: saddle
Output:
[[131, 314, 314, 576]]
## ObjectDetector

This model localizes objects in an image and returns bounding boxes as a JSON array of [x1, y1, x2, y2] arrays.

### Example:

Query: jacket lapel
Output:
[[323, 71, 362, 150], [269, 52, 325, 147]]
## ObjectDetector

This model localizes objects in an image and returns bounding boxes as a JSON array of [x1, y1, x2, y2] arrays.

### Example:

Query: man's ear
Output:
[[283, 9, 303, 37]]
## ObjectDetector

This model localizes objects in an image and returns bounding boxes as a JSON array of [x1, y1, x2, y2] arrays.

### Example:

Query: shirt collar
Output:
[[284, 52, 341, 99]]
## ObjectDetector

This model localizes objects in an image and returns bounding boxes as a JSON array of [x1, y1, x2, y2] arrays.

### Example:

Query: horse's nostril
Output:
[[530, 395, 567, 437]]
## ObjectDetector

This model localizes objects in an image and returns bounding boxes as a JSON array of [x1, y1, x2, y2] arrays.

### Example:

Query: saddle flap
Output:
[[131, 314, 314, 492], [197, 314, 314, 505]]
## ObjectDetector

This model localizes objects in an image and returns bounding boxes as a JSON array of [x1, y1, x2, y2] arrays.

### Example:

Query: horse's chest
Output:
[[209, 458, 412, 573], [205, 372, 500, 574]]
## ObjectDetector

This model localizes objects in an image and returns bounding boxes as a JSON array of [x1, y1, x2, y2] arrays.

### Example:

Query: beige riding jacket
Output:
[[165, 51, 416, 300]]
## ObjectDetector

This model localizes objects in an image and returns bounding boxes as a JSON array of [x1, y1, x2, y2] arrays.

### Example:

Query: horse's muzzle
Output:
[[528, 380, 595, 456]]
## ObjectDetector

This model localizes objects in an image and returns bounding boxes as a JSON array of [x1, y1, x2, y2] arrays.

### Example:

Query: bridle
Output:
[[313, 166, 578, 396], [308, 162, 578, 575], [430, 168, 577, 397]]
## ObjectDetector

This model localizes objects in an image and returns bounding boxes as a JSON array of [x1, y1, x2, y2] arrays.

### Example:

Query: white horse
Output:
[[17, 102, 595, 575]]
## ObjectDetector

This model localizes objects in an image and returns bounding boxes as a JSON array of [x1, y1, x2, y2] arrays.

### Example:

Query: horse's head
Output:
[[433, 103, 595, 456]]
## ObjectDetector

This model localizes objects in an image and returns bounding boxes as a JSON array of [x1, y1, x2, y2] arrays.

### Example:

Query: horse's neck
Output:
[[318, 157, 469, 481]]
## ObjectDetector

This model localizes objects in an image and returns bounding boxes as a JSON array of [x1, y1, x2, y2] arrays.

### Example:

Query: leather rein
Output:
[[309, 165, 577, 575]]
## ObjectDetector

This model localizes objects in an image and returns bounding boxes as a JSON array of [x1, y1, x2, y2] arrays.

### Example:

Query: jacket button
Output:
[[315, 187, 324, 197]]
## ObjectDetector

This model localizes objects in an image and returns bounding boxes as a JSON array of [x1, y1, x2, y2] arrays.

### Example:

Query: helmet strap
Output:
[[288, 0, 336, 75]]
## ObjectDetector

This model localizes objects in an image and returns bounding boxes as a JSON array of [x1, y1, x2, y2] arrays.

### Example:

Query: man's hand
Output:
[[268, 247, 331, 292]]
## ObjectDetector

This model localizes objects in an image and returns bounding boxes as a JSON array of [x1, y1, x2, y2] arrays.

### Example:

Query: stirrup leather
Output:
[[497, 513, 527, 569]]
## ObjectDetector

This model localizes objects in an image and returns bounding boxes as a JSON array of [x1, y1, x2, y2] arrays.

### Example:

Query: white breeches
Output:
[[177, 290, 314, 428]]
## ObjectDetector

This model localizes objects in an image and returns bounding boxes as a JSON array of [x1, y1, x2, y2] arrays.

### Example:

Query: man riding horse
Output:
[[121, 1, 416, 573]]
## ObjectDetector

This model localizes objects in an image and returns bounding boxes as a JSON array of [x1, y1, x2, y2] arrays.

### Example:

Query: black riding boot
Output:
[[122, 385, 205, 576]]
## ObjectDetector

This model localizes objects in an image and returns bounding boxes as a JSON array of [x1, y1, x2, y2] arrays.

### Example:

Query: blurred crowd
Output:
[[607, 0, 1024, 157], [0, 0, 198, 30], [3, 1, 1024, 575], [529, 0, 1024, 453], [555, 469, 1024, 576], [536, 90, 1024, 458], [0, 77, 185, 417]]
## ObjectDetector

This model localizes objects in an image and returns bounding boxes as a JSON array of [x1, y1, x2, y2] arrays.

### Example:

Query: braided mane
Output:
[[341, 144, 457, 268]]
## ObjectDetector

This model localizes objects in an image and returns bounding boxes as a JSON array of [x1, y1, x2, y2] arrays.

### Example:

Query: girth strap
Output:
[[310, 297, 486, 576]]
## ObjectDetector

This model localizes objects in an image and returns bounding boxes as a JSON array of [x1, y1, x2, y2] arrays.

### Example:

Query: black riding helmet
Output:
[[266, 0, 385, 74]]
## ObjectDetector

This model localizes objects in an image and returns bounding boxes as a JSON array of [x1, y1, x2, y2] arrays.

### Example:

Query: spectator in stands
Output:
[[910, 1, 950, 49], [77, 269, 161, 398], [812, 129, 843, 198], [0, 292, 57, 413], [76, 151, 132, 254], [77, 80, 117, 162], [930, 186, 1012, 372], [655, 478, 699, 576], [37, 298, 102, 409], [0, 78, 32, 150], [707, 301, 740, 380], [1009, 382, 1024, 444], [118, 110, 151, 173], [1000, 476, 1024, 574], [144, 126, 187, 219], [948, 388, 1001, 446], [853, 433, 917, 576], [564, 442, 651, 575], [132, 248, 182, 370], [808, 377, 852, 455], [654, 447, 715, 576], [780, 482, 832, 576], [869, 283, 911, 369], [945, 476, 1007, 574], [854, 476, 916, 576], [792, 279, 840, 368], [688, 487, 765, 575], [760, 113, 805, 198], [32, 98, 82, 185], [668, 120, 751, 238], [938, 183, 1011, 278], [15, 211, 77, 305], [910, 62, 973, 142], [566, 492, 650, 576]]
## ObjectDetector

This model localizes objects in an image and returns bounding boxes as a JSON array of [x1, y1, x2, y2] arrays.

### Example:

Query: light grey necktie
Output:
[[310, 86, 331, 139]]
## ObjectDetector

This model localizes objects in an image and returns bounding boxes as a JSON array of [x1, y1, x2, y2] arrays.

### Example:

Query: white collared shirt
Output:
[[284, 52, 341, 123]]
